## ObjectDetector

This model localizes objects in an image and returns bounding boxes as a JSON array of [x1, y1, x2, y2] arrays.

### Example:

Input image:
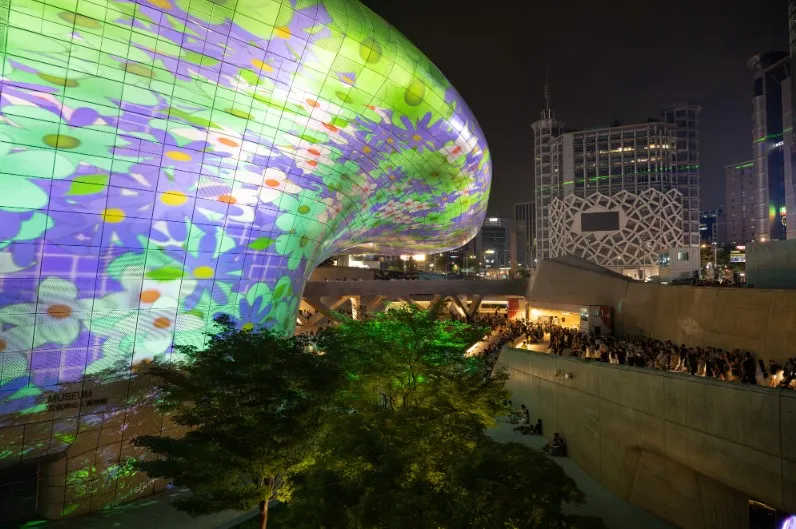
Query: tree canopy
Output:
[[134, 307, 604, 529], [134, 317, 343, 529], [273, 305, 603, 528]]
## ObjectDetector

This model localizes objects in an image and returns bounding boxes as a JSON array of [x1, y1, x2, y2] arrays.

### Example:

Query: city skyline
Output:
[[363, 0, 786, 216]]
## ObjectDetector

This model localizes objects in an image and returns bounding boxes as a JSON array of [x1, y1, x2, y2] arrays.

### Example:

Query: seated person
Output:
[[551, 432, 567, 457], [533, 418, 543, 435], [520, 404, 531, 425], [543, 433, 567, 457]]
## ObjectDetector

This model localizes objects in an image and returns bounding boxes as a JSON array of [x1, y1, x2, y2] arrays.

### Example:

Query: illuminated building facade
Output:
[[513, 201, 533, 268], [532, 108, 701, 279], [725, 160, 757, 243], [749, 51, 790, 242], [788, 0, 796, 240], [663, 103, 702, 247], [0, 0, 490, 521], [549, 188, 690, 280], [531, 93, 563, 264], [699, 208, 725, 245], [476, 217, 511, 270]]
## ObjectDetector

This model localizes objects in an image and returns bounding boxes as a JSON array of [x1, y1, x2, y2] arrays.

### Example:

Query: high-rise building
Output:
[[787, 0, 796, 239], [513, 201, 534, 268], [477, 217, 511, 270], [531, 83, 564, 264], [748, 51, 790, 242], [531, 103, 701, 279], [663, 103, 702, 247], [699, 208, 725, 245], [724, 160, 757, 243], [724, 4, 796, 243]]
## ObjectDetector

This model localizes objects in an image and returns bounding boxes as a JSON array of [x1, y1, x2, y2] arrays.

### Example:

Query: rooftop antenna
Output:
[[543, 67, 552, 120]]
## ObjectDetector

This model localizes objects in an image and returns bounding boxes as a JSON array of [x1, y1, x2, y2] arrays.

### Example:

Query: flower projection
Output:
[[0, 0, 491, 415]]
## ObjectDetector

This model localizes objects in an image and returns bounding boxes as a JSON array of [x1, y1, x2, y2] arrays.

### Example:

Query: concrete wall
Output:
[[746, 239, 796, 289], [498, 347, 796, 529], [303, 279, 527, 299], [309, 266, 376, 281], [616, 283, 796, 362], [527, 259, 630, 310], [528, 259, 796, 363]]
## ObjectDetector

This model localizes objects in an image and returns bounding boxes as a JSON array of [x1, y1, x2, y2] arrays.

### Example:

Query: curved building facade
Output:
[[0, 1, 490, 519], [0, 0, 490, 418]]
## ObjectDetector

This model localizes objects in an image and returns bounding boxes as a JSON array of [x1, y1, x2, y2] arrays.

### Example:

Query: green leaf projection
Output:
[[0, 0, 491, 416]]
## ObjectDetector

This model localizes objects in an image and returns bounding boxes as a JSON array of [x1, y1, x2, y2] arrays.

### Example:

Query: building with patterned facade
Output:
[[725, 160, 757, 244], [532, 104, 701, 280], [549, 188, 697, 280], [0, 0, 491, 522]]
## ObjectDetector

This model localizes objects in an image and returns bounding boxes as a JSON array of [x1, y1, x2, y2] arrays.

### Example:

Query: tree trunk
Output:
[[259, 499, 268, 529]]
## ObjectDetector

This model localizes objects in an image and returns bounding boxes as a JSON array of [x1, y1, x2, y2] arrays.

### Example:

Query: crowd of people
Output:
[[548, 325, 796, 390], [452, 312, 544, 373], [298, 303, 796, 393]]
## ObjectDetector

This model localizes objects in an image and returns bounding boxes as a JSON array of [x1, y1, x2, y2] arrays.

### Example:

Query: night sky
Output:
[[361, 0, 786, 216]]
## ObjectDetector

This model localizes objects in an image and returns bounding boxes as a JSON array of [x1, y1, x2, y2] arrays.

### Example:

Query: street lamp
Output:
[[711, 241, 717, 272]]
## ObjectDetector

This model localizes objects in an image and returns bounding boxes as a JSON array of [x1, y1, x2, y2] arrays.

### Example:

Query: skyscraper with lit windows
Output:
[[748, 51, 790, 242], [531, 103, 701, 279], [531, 86, 563, 265]]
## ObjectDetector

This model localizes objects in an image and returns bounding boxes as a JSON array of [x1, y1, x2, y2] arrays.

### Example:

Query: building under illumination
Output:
[[789, 0, 796, 240], [0, 0, 492, 522], [725, 160, 757, 244], [532, 100, 701, 280], [513, 202, 534, 268], [477, 217, 511, 271], [749, 51, 790, 242]]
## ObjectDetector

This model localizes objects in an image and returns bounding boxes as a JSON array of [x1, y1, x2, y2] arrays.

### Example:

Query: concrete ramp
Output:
[[498, 347, 796, 529]]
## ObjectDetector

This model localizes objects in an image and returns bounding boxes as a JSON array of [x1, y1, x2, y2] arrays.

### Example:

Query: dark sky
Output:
[[361, 0, 786, 215]]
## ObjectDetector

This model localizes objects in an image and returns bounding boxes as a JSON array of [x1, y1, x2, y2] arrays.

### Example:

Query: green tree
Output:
[[272, 305, 603, 528], [133, 317, 343, 529]]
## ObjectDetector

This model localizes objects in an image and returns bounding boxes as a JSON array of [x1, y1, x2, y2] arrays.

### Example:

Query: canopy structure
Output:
[[0, 0, 490, 415]]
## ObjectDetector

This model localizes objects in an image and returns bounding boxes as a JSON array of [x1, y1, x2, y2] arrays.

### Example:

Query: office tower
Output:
[[477, 217, 511, 270], [748, 51, 789, 242], [663, 103, 702, 247], [699, 208, 725, 245], [514, 201, 534, 268], [532, 103, 701, 279], [788, 0, 796, 239], [725, 161, 757, 243], [531, 82, 564, 263]]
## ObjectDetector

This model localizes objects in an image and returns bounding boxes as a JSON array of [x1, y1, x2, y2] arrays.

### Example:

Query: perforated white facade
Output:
[[549, 189, 697, 279]]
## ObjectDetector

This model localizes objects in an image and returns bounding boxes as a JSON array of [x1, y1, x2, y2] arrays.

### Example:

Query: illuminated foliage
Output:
[[271, 306, 605, 529], [132, 308, 603, 528], [133, 317, 344, 529]]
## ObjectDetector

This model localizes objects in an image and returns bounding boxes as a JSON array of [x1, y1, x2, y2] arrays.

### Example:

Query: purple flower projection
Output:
[[0, 0, 491, 418]]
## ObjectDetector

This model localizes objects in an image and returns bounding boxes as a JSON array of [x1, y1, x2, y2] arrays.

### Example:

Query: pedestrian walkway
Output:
[[14, 488, 256, 529], [488, 421, 675, 529], [16, 428, 671, 529], [513, 335, 550, 354]]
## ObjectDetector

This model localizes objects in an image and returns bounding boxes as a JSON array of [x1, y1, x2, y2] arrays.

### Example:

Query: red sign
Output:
[[508, 299, 519, 319]]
